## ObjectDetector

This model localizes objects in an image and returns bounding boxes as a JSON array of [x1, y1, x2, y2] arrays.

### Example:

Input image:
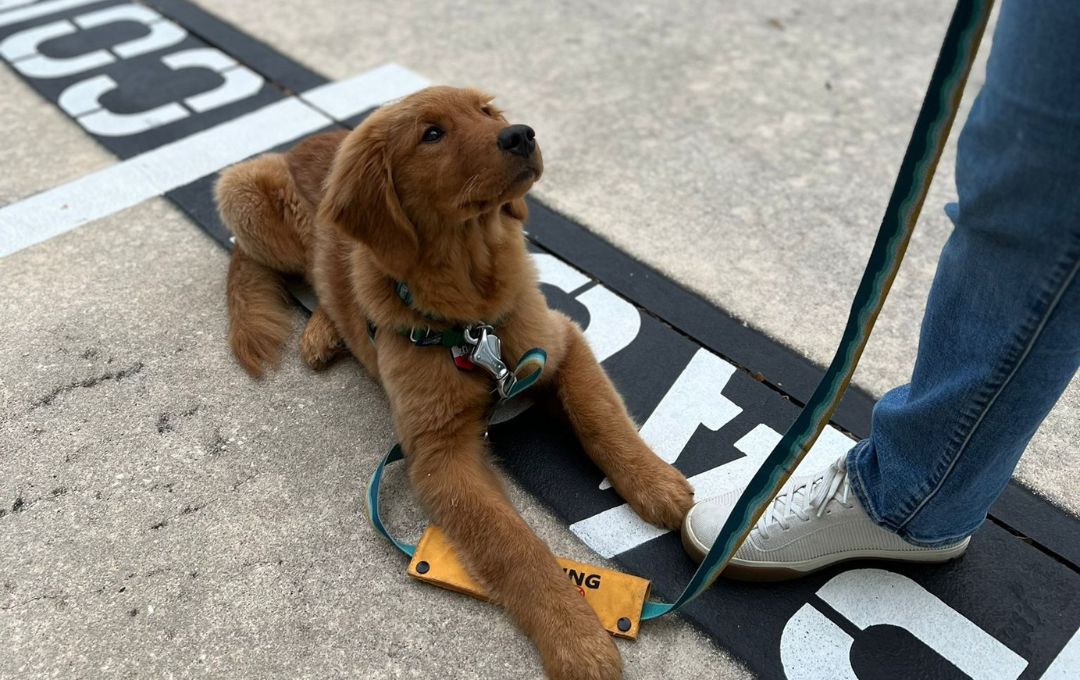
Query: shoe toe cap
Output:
[[685, 489, 743, 555]]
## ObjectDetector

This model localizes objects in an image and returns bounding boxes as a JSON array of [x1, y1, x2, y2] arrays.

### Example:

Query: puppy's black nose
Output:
[[497, 124, 536, 158]]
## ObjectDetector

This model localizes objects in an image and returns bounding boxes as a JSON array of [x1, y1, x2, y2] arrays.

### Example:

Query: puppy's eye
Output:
[[421, 125, 444, 143]]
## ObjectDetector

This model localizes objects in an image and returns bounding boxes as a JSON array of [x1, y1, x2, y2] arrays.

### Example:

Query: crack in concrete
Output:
[[241, 558, 285, 570], [230, 472, 260, 492], [32, 362, 145, 408], [0, 496, 29, 519], [0, 593, 62, 612]]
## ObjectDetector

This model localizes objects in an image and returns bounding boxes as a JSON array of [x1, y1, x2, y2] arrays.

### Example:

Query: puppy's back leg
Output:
[[217, 154, 310, 377], [216, 154, 311, 274]]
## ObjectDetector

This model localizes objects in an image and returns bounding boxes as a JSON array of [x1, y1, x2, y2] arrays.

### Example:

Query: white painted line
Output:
[[0, 1, 36, 13], [0, 64, 429, 258], [0, 99, 327, 256], [301, 62, 431, 120]]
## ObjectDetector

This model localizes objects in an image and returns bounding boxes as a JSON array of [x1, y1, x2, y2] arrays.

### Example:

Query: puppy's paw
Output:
[[616, 462, 694, 530], [300, 334, 344, 370], [299, 310, 345, 370], [540, 609, 622, 680]]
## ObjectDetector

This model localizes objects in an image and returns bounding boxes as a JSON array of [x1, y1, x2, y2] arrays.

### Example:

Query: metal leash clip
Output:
[[463, 324, 517, 399]]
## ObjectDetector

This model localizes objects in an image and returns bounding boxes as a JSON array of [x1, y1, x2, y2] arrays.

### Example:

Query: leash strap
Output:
[[502, 347, 546, 399], [366, 443, 415, 556], [640, 0, 993, 620]]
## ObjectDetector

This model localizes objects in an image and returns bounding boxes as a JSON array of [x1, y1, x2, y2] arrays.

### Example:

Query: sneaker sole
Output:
[[680, 505, 971, 582]]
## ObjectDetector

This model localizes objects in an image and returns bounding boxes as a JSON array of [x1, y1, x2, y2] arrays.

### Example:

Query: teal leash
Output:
[[367, 443, 414, 557], [640, 0, 993, 620]]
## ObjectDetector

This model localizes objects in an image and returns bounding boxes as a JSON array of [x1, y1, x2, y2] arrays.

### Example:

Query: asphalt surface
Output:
[[1, 1, 1076, 678]]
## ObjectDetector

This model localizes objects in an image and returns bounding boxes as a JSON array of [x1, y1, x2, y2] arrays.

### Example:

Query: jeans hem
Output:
[[847, 440, 975, 549], [897, 526, 978, 550]]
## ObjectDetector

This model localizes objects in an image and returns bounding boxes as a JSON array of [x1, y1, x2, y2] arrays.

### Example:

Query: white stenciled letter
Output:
[[1042, 627, 1080, 679], [599, 348, 740, 489], [1, 4, 186, 78], [780, 604, 859, 680], [572, 348, 743, 558], [531, 253, 640, 363], [801, 569, 1029, 680], [56, 46, 265, 137]]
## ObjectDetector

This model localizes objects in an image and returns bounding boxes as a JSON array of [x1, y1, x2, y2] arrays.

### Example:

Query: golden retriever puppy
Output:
[[216, 86, 694, 680]]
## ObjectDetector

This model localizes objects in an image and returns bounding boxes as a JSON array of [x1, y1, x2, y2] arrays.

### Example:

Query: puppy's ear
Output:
[[319, 127, 418, 278], [504, 197, 529, 222]]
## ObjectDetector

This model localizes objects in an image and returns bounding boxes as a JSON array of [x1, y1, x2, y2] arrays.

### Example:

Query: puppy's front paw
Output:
[[615, 461, 694, 530], [540, 610, 622, 680]]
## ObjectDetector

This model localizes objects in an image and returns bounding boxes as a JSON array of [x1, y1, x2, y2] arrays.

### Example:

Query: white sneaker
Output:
[[681, 455, 970, 580]]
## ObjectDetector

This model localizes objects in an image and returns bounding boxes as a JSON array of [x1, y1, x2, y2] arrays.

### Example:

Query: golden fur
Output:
[[216, 86, 694, 680]]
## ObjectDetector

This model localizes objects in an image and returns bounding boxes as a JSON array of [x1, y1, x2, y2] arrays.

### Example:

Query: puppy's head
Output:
[[319, 86, 543, 278]]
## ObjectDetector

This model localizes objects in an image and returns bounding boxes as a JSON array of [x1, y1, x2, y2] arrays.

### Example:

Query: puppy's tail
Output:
[[227, 247, 293, 378]]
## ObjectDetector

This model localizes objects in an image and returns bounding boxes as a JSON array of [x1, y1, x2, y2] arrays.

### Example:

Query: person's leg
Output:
[[682, 0, 1080, 576], [848, 0, 1080, 547]]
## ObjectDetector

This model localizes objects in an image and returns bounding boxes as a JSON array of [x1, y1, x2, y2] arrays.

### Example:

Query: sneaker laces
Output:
[[754, 455, 853, 540]]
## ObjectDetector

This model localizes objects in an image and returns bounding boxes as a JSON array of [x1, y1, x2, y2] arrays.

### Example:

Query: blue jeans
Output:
[[847, 0, 1080, 548]]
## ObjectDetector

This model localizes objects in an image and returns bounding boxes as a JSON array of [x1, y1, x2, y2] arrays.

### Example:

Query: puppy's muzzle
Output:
[[497, 124, 536, 159]]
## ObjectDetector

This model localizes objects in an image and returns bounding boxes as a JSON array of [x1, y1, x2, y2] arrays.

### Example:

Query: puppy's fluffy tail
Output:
[[227, 247, 292, 378]]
